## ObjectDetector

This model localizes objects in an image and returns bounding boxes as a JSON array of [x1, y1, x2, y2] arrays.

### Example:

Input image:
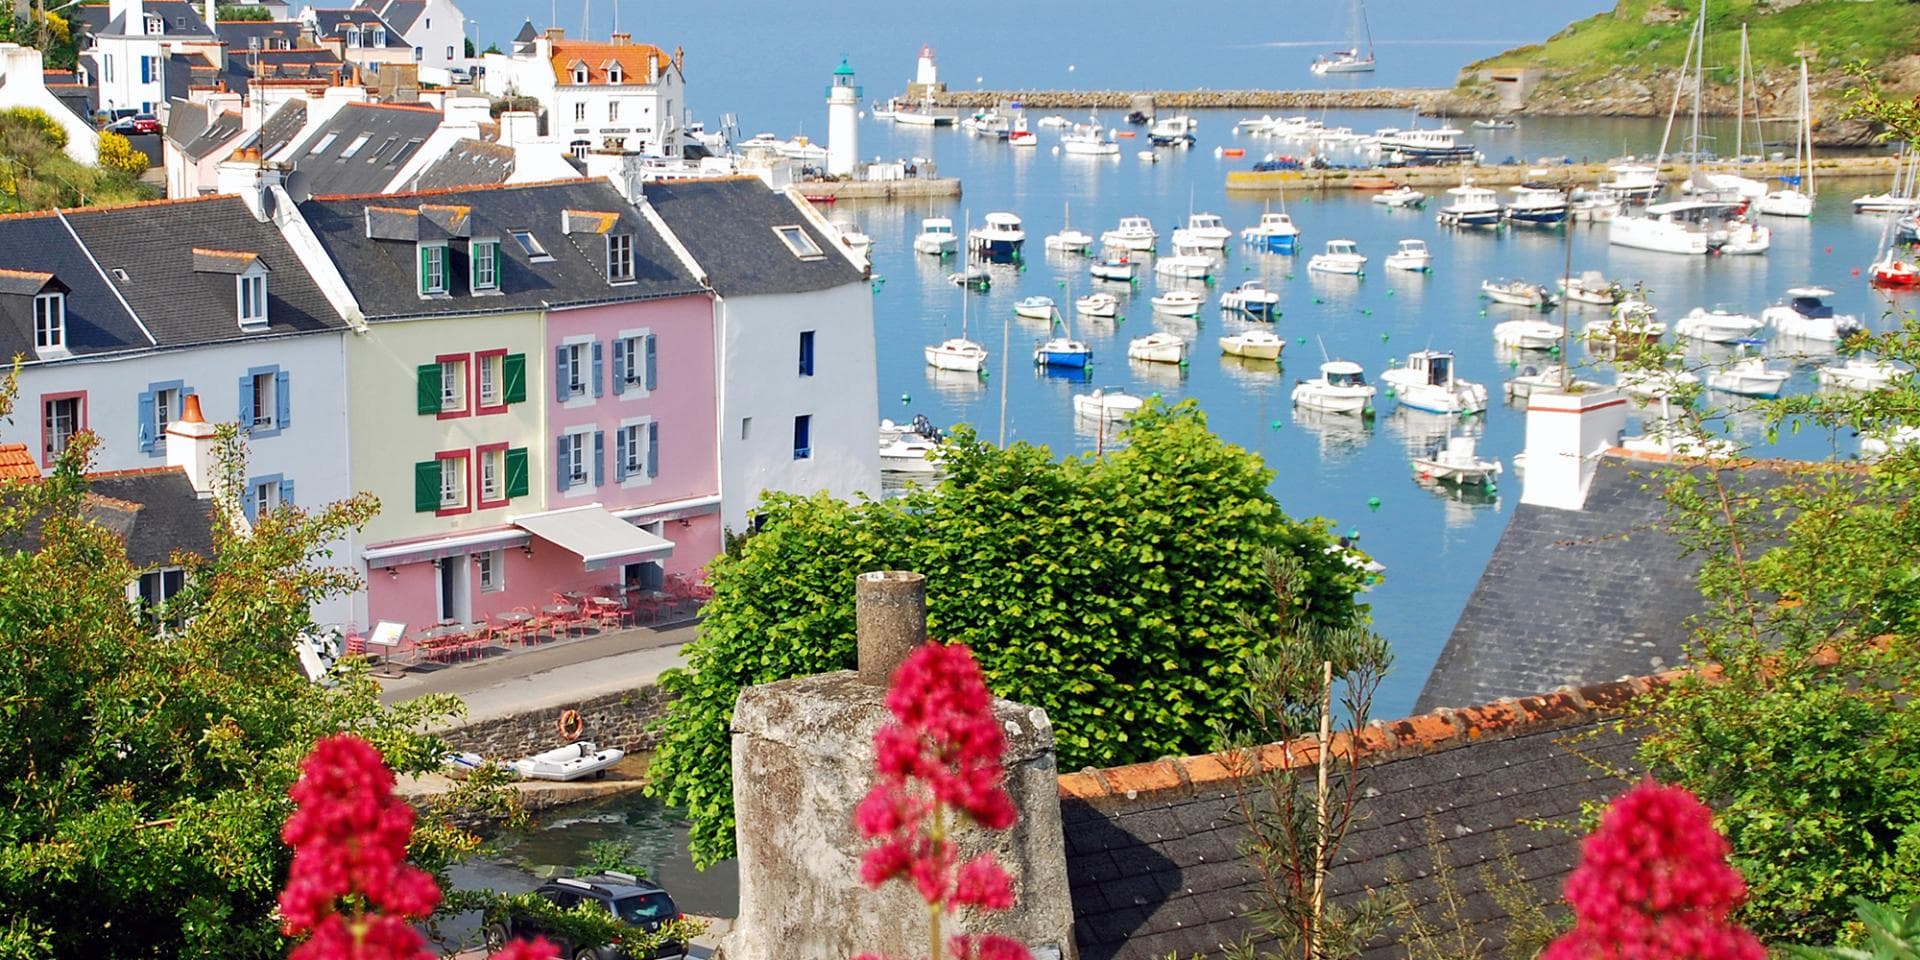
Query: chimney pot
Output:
[[855, 570, 926, 684], [178, 393, 205, 424]]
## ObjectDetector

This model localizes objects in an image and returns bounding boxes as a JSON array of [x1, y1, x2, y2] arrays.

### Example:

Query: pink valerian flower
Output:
[[483, 937, 561, 960], [854, 643, 1033, 960], [1542, 779, 1765, 960]]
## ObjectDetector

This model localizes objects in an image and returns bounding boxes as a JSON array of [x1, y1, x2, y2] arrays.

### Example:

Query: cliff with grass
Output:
[[1433, 0, 1920, 145]]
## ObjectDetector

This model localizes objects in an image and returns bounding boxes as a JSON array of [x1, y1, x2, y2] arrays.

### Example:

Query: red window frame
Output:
[[40, 390, 86, 467], [474, 441, 510, 509], [434, 448, 471, 517], [474, 348, 509, 416], [434, 352, 471, 420]]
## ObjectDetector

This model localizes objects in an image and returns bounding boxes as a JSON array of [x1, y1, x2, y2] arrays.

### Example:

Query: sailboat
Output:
[[1311, 0, 1376, 74], [1870, 154, 1920, 287], [925, 213, 990, 372], [1755, 58, 1816, 218], [1046, 202, 1094, 254], [1683, 24, 1767, 202], [1033, 280, 1092, 369]]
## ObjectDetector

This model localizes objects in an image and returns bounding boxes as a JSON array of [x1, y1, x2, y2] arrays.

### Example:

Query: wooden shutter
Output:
[[237, 374, 251, 425], [611, 338, 626, 395], [590, 341, 604, 398], [136, 390, 155, 453], [644, 334, 657, 390], [614, 427, 629, 482], [502, 353, 527, 404], [414, 460, 439, 512], [555, 435, 572, 492], [418, 244, 431, 296], [274, 369, 290, 429], [554, 346, 570, 402], [647, 421, 658, 479], [505, 446, 528, 498], [591, 430, 604, 487], [416, 363, 441, 414], [279, 478, 295, 507]]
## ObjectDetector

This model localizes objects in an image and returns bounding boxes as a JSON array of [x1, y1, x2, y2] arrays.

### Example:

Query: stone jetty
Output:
[[1225, 154, 1899, 193], [927, 88, 1445, 111], [793, 177, 963, 202]]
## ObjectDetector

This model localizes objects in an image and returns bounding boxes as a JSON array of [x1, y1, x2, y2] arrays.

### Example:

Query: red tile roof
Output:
[[549, 39, 673, 86], [0, 444, 38, 481]]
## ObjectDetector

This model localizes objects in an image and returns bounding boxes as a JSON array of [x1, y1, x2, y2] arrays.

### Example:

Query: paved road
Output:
[[378, 620, 699, 724]]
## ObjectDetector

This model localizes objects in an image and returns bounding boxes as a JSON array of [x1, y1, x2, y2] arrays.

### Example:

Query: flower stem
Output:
[[931, 804, 947, 960]]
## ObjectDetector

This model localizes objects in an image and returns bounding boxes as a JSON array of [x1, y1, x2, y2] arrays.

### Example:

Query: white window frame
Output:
[[371, 27, 385, 45], [340, 133, 372, 158], [471, 240, 498, 291], [237, 273, 267, 326], [440, 454, 468, 509], [563, 428, 589, 489], [477, 353, 500, 406], [573, 66, 588, 84], [608, 100, 619, 122], [44, 396, 79, 459], [439, 357, 466, 412], [153, 386, 177, 445], [251, 371, 276, 429], [33, 292, 64, 352], [607, 233, 634, 282], [773, 225, 824, 259], [253, 479, 281, 514], [619, 416, 651, 487], [570, 140, 590, 160], [476, 548, 503, 592], [565, 341, 587, 396], [479, 447, 504, 501], [422, 243, 447, 295], [608, 64, 623, 84], [511, 229, 551, 261], [346, 26, 362, 47]]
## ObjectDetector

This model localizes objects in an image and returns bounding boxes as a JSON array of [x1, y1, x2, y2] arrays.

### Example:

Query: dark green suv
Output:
[[483, 873, 688, 960]]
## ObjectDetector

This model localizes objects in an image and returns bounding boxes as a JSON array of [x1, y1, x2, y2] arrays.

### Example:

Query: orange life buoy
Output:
[[558, 709, 584, 741]]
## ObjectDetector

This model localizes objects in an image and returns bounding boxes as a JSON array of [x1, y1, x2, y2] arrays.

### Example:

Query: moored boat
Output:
[[1675, 305, 1763, 343], [1818, 357, 1905, 392], [1014, 295, 1056, 320], [1220, 329, 1285, 361], [1307, 239, 1366, 275], [1760, 286, 1862, 342], [1101, 215, 1158, 252], [1076, 292, 1120, 318], [1240, 211, 1301, 253], [1412, 436, 1502, 486], [913, 217, 958, 256], [1073, 387, 1144, 421], [1151, 289, 1206, 316], [1493, 318, 1564, 350], [1372, 186, 1426, 208], [1291, 359, 1375, 412], [1480, 279, 1555, 309], [1706, 355, 1790, 397], [1127, 331, 1188, 364], [1220, 279, 1281, 316], [1090, 256, 1136, 282], [1436, 184, 1502, 227], [1380, 350, 1487, 414], [967, 212, 1026, 261], [1383, 238, 1432, 272]]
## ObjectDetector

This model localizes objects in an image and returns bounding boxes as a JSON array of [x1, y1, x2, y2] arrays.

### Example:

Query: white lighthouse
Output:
[[827, 55, 860, 177], [915, 44, 939, 88]]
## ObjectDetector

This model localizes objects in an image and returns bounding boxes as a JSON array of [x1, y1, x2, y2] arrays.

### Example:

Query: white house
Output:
[[481, 27, 686, 159], [0, 44, 100, 163], [354, 0, 469, 75]]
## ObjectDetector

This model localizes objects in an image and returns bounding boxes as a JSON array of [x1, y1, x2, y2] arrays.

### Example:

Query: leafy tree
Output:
[[0, 108, 63, 150], [1788, 899, 1920, 959], [96, 130, 148, 177], [0, 375, 491, 959], [650, 400, 1373, 868], [215, 5, 274, 21], [465, 37, 476, 58], [0, 107, 156, 212], [0, 8, 77, 71]]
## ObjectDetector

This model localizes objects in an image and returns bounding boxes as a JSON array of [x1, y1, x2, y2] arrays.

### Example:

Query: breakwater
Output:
[[927, 88, 1445, 111], [1225, 154, 1899, 193], [795, 177, 963, 201]]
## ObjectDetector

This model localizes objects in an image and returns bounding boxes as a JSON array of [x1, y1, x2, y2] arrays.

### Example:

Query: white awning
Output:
[[511, 504, 674, 571], [362, 527, 531, 566]]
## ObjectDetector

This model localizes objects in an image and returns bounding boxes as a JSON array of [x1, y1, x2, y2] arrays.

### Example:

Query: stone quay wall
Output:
[[928, 88, 1444, 111], [439, 684, 675, 760]]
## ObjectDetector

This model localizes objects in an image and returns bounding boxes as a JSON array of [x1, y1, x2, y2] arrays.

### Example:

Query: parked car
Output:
[[106, 114, 159, 135], [448, 66, 472, 84], [483, 874, 689, 960]]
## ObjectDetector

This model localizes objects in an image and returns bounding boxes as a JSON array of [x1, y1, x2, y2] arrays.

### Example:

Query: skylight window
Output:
[[339, 134, 372, 159], [387, 138, 423, 166], [310, 132, 339, 154], [371, 135, 398, 161], [773, 225, 824, 259], [511, 230, 552, 261]]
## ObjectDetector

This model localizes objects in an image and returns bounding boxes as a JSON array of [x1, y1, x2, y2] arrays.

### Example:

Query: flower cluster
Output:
[[1543, 779, 1765, 960], [854, 643, 1031, 960]]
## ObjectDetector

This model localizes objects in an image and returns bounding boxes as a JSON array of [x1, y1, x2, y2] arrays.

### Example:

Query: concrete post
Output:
[[855, 570, 925, 684]]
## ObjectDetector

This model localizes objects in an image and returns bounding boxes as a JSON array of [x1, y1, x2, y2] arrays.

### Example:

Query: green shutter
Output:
[[418, 244, 431, 296], [505, 447, 529, 499], [413, 460, 440, 512], [416, 363, 441, 415], [502, 353, 526, 404]]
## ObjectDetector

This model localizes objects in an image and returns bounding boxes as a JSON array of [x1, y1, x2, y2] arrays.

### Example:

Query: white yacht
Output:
[[1706, 356, 1790, 397], [1598, 163, 1662, 203], [968, 212, 1026, 261], [1373, 125, 1474, 164], [1013, 296, 1056, 320], [1493, 319, 1564, 350], [1413, 436, 1503, 487], [1154, 240, 1216, 280], [878, 417, 945, 475], [1559, 271, 1624, 306], [1076, 292, 1120, 319], [1241, 211, 1301, 252], [1818, 358, 1906, 392], [1372, 186, 1426, 208], [1852, 193, 1920, 214], [925, 337, 987, 372], [1035, 115, 1072, 129], [912, 217, 958, 256], [1380, 350, 1487, 414], [1101, 215, 1158, 252], [1062, 123, 1121, 156], [1074, 388, 1144, 421], [1675, 306, 1763, 343], [1505, 365, 1603, 401], [1220, 329, 1286, 360], [1436, 184, 1502, 227], [1179, 213, 1232, 249], [1608, 199, 1753, 255], [1127, 331, 1189, 364], [1291, 360, 1376, 413], [1384, 239, 1432, 272], [1308, 239, 1367, 275], [1090, 256, 1136, 282], [1220, 280, 1281, 316], [1311, 47, 1375, 75], [1151, 290, 1206, 317], [1761, 286, 1863, 342], [1046, 203, 1094, 254], [1480, 279, 1554, 309]]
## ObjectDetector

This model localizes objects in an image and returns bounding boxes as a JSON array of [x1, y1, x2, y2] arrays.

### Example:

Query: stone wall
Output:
[[928, 88, 1442, 111], [439, 684, 675, 760]]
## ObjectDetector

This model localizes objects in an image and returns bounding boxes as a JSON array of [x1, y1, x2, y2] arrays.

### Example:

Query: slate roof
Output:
[[246, 98, 307, 157], [62, 195, 346, 346], [281, 101, 441, 197], [310, 8, 408, 47], [166, 100, 210, 149], [214, 19, 307, 52], [299, 179, 705, 321], [219, 48, 349, 94], [50, 86, 96, 124], [1415, 454, 1713, 713], [179, 109, 246, 161], [0, 213, 151, 360], [73, 1, 211, 39], [642, 178, 862, 298], [365, 0, 425, 34], [403, 138, 512, 191], [1060, 677, 1659, 960], [0, 467, 214, 567]]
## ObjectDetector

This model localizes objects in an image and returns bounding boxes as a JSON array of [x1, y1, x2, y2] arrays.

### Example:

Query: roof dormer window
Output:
[[418, 242, 448, 297], [33, 292, 65, 353], [237, 271, 268, 329], [607, 233, 634, 283], [371, 27, 385, 46], [606, 62, 622, 84], [145, 13, 163, 35], [347, 26, 362, 47], [470, 238, 500, 292], [572, 63, 588, 84]]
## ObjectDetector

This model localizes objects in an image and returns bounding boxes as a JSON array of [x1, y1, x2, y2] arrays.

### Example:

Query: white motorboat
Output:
[[1102, 215, 1158, 252], [913, 217, 958, 256], [1504, 365, 1602, 401], [1413, 436, 1502, 486], [1149, 114, 1199, 147], [925, 337, 988, 373], [1220, 280, 1281, 316], [1291, 359, 1375, 412], [509, 742, 625, 782], [1127, 331, 1188, 364], [1559, 270, 1624, 306], [1818, 357, 1906, 392], [968, 212, 1026, 261], [1760, 286, 1863, 342], [870, 99, 898, 120], [1706, 356, 1790, 397], [1046, 202, 1094, 254], [1584, 307, 1667, 345], [1062, 122, 1121, 156], [1503, 184, 1569, 225], [1608, 199, 1748, 255], [1599, 163, 1662, 203], [1036, 114, 1071, 129], [1852, 193, 1920, 214], [1719, 219, 1772, 255], [1481, 279, 1554, 309], [1617, 366, 1702, 401], [1033, 335, 1092, 368], [1013, 295, 1056, 320], [960, 109, 1008, 137], [1568, 192, 1623, 221], [1473, 118, 1518, 130], [1308, 239, 1367, 275], [1090, 256, 1136, 282], [1493, 319, 1564, 350], [1076, 292, 1120, 318], [1220, 329, 1285, 361], [1372, 186, 1426, 208], [878, 415, 947, 474], [1152, 290, 1206, 316], [1436, 184, 1502, 226], [947, 266, 991, 289], [831, 220, 873, 261], [1180, 212, 1232, 249], [1007, 114, 1037, 147], [1138, 150, 1159, 163], [1074, 387, 1144, 421], [1241, 210, 1301, 253], [1380, 350, 1488, 414], [1154, 241, 1215, 280], [1861, 426, 1920, 459], [1675, 305, 1763, 343], [1384, 239, 1432, 272], [1372, 123, 1474, 163]]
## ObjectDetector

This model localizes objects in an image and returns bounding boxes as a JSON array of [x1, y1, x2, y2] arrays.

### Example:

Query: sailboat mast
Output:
[[1655, 11, 1700, 168], [1688, 0, 1705, 183], [1802, 59, 1815, 197], [1735, 24, 1746, 160], [1359, 0, 1375, 59]]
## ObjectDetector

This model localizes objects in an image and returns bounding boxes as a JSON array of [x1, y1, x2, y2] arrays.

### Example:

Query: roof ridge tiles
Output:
[[85, 466, 191, 480], [310, 175, 610, 203]]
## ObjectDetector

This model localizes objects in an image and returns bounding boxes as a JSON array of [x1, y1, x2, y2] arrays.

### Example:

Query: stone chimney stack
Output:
[[166, 394, 219, 497], [1520, 388, 1628, 511], [215, 148, 284, 221], [722, 571, 1075, 960]]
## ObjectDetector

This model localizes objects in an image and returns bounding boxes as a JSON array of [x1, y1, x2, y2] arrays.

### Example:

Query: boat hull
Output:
[[969, 237, 1024, 261], [1128, 340, 1188, 364], [1437, 208, 1500, 227], [913, 236, 957, 255], [1220, 337, 1283, 360], [1291, 385, 1372, 412], [1384, 254, 1431, 272], [1503, 207, 1568, 225]]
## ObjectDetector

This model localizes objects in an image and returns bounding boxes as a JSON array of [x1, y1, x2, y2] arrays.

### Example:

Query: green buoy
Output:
[[900, 393, 911, 405], [1368, 496, 1381, 511]]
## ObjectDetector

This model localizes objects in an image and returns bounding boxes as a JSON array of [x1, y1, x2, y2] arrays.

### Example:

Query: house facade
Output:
[[354, 0, 468, 75], [0, 44, 100, 163], [480, 28, 686, 158], [79, 0, 215, 116]]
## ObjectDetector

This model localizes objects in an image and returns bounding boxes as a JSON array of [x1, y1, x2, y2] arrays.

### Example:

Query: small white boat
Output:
[[1102, 215, 1158, 252], [1761, 286, 1863, 342], [832, 220, 872, 260], [1127, 331, 1188, 364], [1090, 256, 1137, 282], [1074, 387, 1144, 421], [1013, 296, 1056, 320], [968, 212, 1026, 261], [1311, 46, 1375, 75], [1241, 210, 1300, 253], [1035, 115, 1072, 129], [1308, 239, 1366, 275], [1617, 366, 1701, 401], [1220, 279, 1281, 316], [1219, 329, 1286, 361], [1152, 290, 1206, 316], [1148, 114, 1199, 146], [1481, 279, 1554, 309], [1380, 350, 1487, 414], [1754, 188, 1813, 218], [1062, 122, 1121, 156], [1493, 319, 1564, 350], [1291, 359, 1375, 412], [1853, 193, 1920, 214], [1413, 436, 1502, 486], [1076, 292, 1120, 318], [925, 337, 988, 372], [1568, 193, 1623, 221], [1584, 313, 1668, 345], [1436, 184, 1502, 227], [1047, 203, 1094, 254], [1707, 355, 1790, 397], [1033, 336, 1093, 368], [1861, 425, 1920, 458], [913, 217, 958, 256], [1383, 238, 1431, 272], [1818, 357, 1906, 391], [1154, 241, 1215, 280], [1007, 115, 1037, 147], [1558, 270, 1624, 306], [1472, 118, 1518, 130], [1372, 186, 1427, 208], [1137, 150, 1159, 163], [1675, 305, 1764, 343], [1504, 364, 1602, 401], [878, 415, 946, 474], [947, 266, 991, 289], [1180, 213, 1232, 249], [509, 742, 625, 782]]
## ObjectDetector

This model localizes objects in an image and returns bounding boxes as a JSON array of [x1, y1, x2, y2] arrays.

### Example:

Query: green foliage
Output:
[[1788, 899, 1920, 959], [480, 892, 703, 958], [0, 108, 64, 150], [216, 5, 274, 21], [1387, 829, 1567, 960], [0, 377, 495, 959], [580, 839, 644, 878], [95, 130, 148, 177], [0, 107, 156, 212], [0, 10, 77, 71], [650, 400, 1372, 867]]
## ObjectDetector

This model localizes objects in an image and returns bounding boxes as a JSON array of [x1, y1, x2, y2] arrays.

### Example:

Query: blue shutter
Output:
[[241, 483, 258, 523], [275, 369, 290, 429], [591, 430, 604, 487], [590, 341, 604, 398], [611, 338, 627, 396], [554, 345, 571, 402], [647, 421, 659, 479], [136, 390, 156, 453], [555, 435, 572, 492], [280, 478, 295, 506], [614, 427, 629, 482], [237, 374, 251, 426], [644, 335, 657, 390]]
